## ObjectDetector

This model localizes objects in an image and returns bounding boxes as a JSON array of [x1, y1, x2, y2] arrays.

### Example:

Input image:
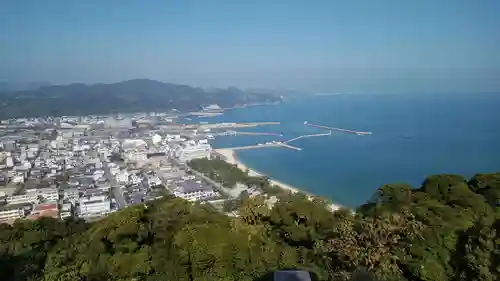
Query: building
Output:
[[202, 104, 222, 112], [6, 193, 38, 205], [147, 176, 162, 187], [78, 195, 111, 217], [60, 203, 72, 219], [175, 143, 212, 163], [0, 203, 29, 223], [172, 180, 218, 202], [116, 170, 130, 184], [24, 188, 59, 203], [63, 188, 80, 204], [104, 117, 132, 129], [5, 156, 14, 168], [124, 150, 147, 163], [151, 134, 162, 145]]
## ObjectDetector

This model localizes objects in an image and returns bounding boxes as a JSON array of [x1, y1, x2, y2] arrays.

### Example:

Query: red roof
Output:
[[34, 203, 58, 212], [27, 210, 59, 220]]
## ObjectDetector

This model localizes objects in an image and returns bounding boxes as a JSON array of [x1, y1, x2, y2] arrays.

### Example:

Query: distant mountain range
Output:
[[0, 81, 52, 93], [0, 79, 281, 119]]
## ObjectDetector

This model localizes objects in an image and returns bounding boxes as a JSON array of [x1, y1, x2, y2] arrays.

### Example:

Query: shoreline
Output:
[[214, 148, 342, 211]]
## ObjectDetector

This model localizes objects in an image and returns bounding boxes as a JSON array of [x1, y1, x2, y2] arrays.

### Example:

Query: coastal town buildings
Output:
[[0, 111, 287, 224]]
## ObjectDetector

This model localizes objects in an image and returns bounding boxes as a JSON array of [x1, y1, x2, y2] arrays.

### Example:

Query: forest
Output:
[[0, 170, 499, 281]]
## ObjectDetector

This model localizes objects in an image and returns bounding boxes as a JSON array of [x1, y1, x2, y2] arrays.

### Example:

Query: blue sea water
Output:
[[191, 93, 500, 207]]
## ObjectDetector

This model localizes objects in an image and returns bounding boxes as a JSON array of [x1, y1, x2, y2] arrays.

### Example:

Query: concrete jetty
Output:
[[304, 122, 372, 135]]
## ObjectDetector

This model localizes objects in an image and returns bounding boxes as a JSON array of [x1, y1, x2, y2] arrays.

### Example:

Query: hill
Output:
[[0, 171, 499, 281], [0, 79, 281, 118], [0, 82, 52, 93]]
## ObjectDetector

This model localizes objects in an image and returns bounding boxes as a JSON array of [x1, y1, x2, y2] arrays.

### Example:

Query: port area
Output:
[[304, 121, 372, 135], [216, 132, 331, 152], [208, 131, 283, 137], [209, 121, 370, 152], [222, 142, 302, 151], [201, 122, 280, 129]]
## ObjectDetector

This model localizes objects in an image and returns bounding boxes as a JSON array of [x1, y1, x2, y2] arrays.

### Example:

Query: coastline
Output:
[[214, 148, 342, 211]]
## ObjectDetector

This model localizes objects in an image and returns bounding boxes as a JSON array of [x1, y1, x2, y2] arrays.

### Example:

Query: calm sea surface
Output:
[[189, 93, 500, 207]]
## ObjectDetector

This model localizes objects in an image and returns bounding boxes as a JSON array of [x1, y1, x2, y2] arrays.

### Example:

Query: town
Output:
[[0, 109, 283, 224]]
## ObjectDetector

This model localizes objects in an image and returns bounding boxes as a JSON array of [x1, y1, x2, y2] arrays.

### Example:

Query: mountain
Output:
[[0, 81, 52, 93], [0, 79, 281, 118]]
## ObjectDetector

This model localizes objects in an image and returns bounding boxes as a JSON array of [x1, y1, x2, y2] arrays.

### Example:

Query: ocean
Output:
[[190, 93, 500, 208]]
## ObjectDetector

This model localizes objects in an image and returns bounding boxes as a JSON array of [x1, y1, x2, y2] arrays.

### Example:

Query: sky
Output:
[[1, 0, 499, 92]]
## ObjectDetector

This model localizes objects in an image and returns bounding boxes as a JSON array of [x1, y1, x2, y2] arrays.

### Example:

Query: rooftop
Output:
[[33, 203, 58, 212], [176, 180, 214, 194]]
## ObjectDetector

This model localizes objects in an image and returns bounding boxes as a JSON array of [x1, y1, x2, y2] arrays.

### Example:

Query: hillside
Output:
[[0, 79, 281, 118], [0, 82, 52, 93], [0, 171, 499, 281]]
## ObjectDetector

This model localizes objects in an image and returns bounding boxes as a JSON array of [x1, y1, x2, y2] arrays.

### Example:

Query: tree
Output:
[[238, 196, 271, 225], [0, 171, 499, 281], [453, 219, 500, 281], [318, 211, 422, 281]]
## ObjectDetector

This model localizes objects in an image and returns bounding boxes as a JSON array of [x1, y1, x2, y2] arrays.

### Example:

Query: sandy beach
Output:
[[214, 148, 341, 211]]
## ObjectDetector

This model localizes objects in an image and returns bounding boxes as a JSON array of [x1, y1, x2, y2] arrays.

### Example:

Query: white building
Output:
[[11, 175, 25, 184], [175, 143, 212, 163], [124, 151, 147, 163], [60, 203, 72, 219], [172, 180, 218, 202], [147, 176, 162, 187], [152, 134, 162, 145], [0, 204, 26, 223], [7, 193, 38, 205], [63, 188, 80, 204], [78, 195, 111, 217], [25, 188, 59, 203], [92, 169, 105, 181], [79, 199, 111, 217], [116, 170, 130, 184], [5, 156, 14, 168], [129, 174, 142, 185]]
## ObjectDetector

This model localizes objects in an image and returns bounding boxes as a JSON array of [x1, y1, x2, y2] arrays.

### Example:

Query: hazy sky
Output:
[[1, 0, 499, 92]]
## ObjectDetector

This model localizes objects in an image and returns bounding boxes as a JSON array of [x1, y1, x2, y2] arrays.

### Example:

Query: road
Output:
[[105, 165, 128, 209]]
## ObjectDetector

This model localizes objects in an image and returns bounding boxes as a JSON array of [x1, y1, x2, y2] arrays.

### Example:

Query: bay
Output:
[[191, 93, 500, 207]]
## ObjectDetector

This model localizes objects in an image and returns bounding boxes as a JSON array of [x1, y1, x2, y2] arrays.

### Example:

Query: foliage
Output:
[[189, 158, 248, 188], [0, 172, 499, 281]]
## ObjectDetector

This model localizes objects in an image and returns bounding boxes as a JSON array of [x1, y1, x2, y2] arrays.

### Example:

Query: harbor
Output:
[[212, 120, 371, 152], [304, 121, 372, 135], [216, 131, 332, 152]]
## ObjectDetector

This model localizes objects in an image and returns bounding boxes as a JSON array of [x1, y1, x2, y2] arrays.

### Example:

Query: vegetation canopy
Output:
[[0, 171, 499, 281]]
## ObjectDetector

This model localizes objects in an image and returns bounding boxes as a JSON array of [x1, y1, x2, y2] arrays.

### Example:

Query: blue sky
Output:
[[1, 0, 499, 92]]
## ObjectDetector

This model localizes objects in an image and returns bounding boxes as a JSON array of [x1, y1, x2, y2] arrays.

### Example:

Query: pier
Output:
[[304, 122, 372, 135], [200, 122, 280, 129], [217, 131, 332, 152], [234, 131, 283, 137], [283, 131, 331, 143], [215, 123, 347, 152], [208, 131, 282, 137], [224, 142, 302, 151]]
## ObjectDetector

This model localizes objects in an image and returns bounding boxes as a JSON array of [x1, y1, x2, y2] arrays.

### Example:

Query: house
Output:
[[172, 180, 218, 202]]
